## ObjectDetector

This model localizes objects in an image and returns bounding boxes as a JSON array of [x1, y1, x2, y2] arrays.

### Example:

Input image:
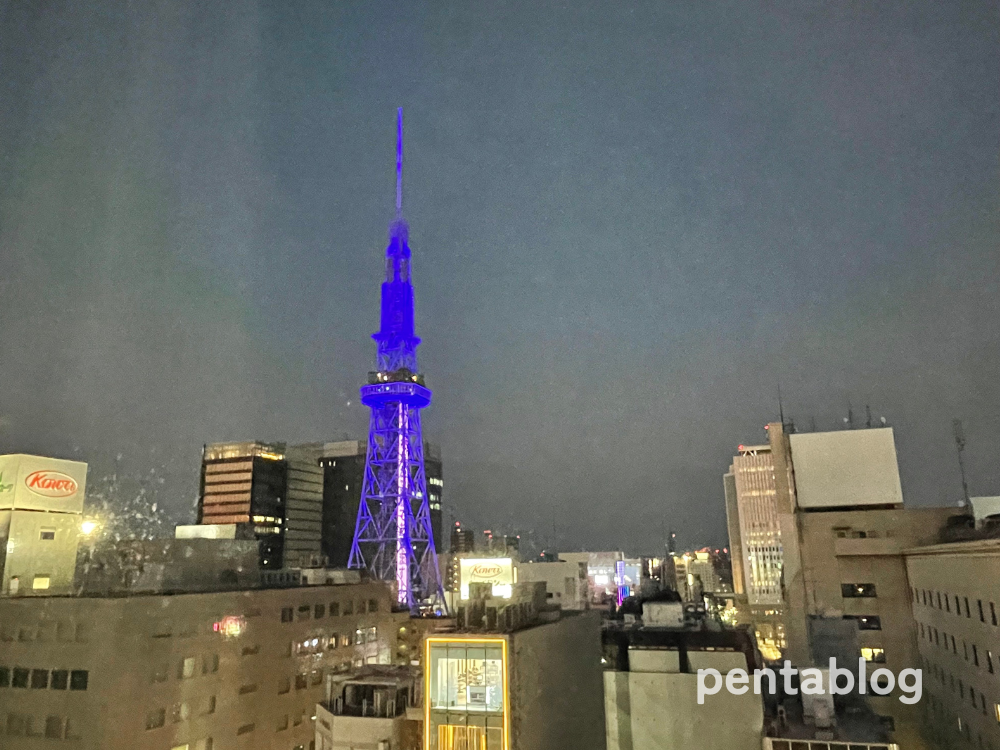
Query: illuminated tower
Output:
[[348, 109, 446, 613]]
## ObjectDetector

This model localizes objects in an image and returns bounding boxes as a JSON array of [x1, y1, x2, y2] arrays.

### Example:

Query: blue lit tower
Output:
[[348, 109, 446, 613]]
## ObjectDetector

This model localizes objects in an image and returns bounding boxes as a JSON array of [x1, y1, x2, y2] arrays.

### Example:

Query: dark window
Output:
[[944, 594, 950, 612], [238, 683, 257, 695], [315, 604, 325, 619], [39, 530, 55, 540], [979, 600, 985, 622], [202, 696, 216, 715], [241, 645, 259, 656], [991, 602, 997, 626], [842, 583, 877, 598], [966, 597, 972, 618], [974, 645, 980, 666], [329, 602, 340, 617], [343, 601, 354, 616], [12, 668, 29, 688], [0, 667, 9, 687], [281, 607, 293, 623], [145, 709, 165, 730], [922, 590, 927, 605], [50, 670, 68, 690], [310, 669, 323, 686], [955, 595, 961, 613], [938, 592, 943, 609], [368, 599, 379, 613], [295, 673, 307, 690], [69, 670, 88, 691], [237, 723, 255, 735], [31, 669, 48, 689], [988, 651, 995, 674], [952, 635, 958, 654], [297, 604, 311, 622], [45, 715, 63, 739]]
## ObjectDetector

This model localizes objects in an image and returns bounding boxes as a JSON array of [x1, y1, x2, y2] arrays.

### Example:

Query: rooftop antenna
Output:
[[844, 401, 854, 430], [777, 381, 785, 426], [865, 405, 873, 429], [395, 107, 403, 219], [953, 418, 971, 506]]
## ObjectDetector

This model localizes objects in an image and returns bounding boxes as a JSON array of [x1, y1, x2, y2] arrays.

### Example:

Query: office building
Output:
[[0, 577, 404, 749], [424, 585, 605, 750], [728, 443, 783, 605], [672, 548, 726, 602], [603, 600, 765, 750], [0, 454, 88, 597], [197, 442, 292, 569], [724, 470, 746, 596], [316, 439, 444, 568], [450, 524, 475, 554], [907, 538, 1000, 750]]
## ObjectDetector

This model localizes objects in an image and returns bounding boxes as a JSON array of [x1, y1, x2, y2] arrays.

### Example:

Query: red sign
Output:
[[471, 564, 504, 578], [24, 471, 79, 498]]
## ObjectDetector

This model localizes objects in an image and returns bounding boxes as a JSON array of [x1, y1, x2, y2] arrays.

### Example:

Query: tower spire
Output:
[[348, 109, 446, 614]]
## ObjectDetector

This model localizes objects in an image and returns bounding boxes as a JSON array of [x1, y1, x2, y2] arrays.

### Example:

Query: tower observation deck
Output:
[[348, 109, 446, 614]]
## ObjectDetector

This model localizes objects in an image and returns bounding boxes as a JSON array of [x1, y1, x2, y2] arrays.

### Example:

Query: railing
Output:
[[763, 739, 899, 750]]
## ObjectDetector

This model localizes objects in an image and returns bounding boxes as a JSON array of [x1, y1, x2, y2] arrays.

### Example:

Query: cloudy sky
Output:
[[1, 0, 997, 552]]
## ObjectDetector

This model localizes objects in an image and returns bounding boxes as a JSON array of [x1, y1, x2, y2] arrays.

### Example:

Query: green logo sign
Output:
[[0, 472, 13, 493]]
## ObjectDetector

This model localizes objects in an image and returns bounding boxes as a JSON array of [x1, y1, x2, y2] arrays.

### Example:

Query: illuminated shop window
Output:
[[426, 640, 507, 750], [861, 647, 886, 663]]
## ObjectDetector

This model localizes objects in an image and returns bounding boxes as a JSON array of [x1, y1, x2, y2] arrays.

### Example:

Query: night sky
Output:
[[1, 1, 997, 553]]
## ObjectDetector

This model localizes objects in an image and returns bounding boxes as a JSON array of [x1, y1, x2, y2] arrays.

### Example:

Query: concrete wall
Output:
[[2, 509, 81, 595], [604, 668, 763, 750], [510, 611, 605, 750], [516, 560, 588, 609]]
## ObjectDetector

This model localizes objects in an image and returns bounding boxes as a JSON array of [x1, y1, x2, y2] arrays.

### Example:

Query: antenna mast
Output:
[[953, 418, 971, 505], [395, 107, 403, 218]]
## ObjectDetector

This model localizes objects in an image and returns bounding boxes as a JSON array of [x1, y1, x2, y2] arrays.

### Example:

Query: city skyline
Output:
[[1, 1, 997, 553]]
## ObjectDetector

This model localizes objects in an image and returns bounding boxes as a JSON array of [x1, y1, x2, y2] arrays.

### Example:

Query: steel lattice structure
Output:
[[348, 109, 447, 614]]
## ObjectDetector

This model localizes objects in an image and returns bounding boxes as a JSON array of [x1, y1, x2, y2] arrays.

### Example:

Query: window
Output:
[[201, 696, 216, 715], [974, 644, 980, 667], [340, 635, 350, 647], [310, 669, 323, 686], [989, 651, 995, 674], [180, 657, 196, 679], [241, 645, 259, 656], [979, 600, 986, 622], [938, 592, 943, 609], [368, 599, 379, 613], [315, 603, 325, 618], [146, 709, 166, 730], [12, 668, 28, 688], [202, 653, 218, 674], [966, 597, 972, 618], [861, 647, 886, 663], [51, 670, 68, 689], [952, 635, 958, 654], [955, 595, 961, 613], [281, 607, 293, 623], [0, 667, 9, 687], [846, 615, 882, 631], [295, 673, 307, 690], [330, 602, 340, 617], [992, 602, 997, 626], [343, 600, 354, 616], [45, 716, 64, 739], [297, 604, 311, 621], [328, 634, 338, 650], [278, 676, 290, 694], [39, 529, 55, 540], [994, 703, 1000, 723], [236, 723, 255, 735], [238, 683, 257, 695], [944, 594, 950, 612], [31, 669, 48, 689], [32, 576, 50, 590], [171, 702, 190, 723], [354, 629, 365, 645], [366, 626, 377, 643], [70, 670, 88, 690], [842, 583, 876, 598]]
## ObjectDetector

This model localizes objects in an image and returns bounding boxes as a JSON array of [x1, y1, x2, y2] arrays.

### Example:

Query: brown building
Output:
[[0, 580, 405, 749], [907, 538, 1000, 750]]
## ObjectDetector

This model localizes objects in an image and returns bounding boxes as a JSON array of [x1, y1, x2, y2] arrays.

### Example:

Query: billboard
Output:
[[0, 454, 88, 514], [459, 557, 515, 600], [789, 429, 903, 509]]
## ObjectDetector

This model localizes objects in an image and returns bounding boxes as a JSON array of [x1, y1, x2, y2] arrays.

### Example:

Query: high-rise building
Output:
[[197, 441, 322, 569], [672, 549, 725, 602], [723, 471, 745, 596], [728, 443, 782, 605], [450, 524, 475, 554], [0, 454, 88, 597], [348, 110, 444, 612]]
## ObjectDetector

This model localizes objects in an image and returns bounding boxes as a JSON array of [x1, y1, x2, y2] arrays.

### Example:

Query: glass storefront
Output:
[[426, 640, 507, 750]]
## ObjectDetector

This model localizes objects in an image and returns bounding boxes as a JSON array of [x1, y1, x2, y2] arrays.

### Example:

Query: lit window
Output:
[[32, 576, 50, 590], [861, 647, 886, 663]]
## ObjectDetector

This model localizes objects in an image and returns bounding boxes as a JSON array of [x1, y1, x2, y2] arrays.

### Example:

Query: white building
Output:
[[516, 560, 589, 609], [729, 444, 783, 605]]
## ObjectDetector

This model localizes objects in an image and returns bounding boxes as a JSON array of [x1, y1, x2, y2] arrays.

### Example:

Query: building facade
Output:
[[907, 539, 1000, 750], [0, 581, 404, 749], [0, 454, 89, 597], [728, 443, 782, 605]]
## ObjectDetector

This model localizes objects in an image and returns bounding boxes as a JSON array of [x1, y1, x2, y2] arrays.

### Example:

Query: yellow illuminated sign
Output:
[[424, 636, 509, 750]]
